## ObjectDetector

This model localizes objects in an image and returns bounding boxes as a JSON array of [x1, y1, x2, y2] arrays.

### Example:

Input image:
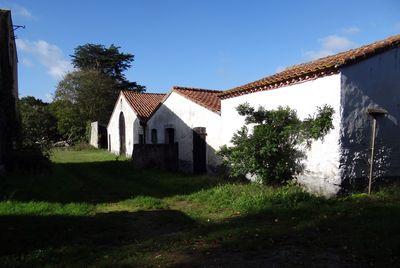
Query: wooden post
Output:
[[366, 107, 387, 195], [368, 117, 377, 195]]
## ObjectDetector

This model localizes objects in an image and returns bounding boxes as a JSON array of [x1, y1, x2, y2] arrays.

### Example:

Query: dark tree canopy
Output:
[[55, 69, 118, 123], [19, 96, 58, 149], [71, 44, 145, 92]]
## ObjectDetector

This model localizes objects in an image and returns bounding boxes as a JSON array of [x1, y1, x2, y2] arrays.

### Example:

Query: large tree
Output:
[[71, 43, 145, 92], [55, 69, 118, 123], [19, 96, 58, 149]]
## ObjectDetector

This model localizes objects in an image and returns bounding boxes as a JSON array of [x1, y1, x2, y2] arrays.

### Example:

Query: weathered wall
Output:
[[107, 94, 141, 157], [90, 122, 99, 148], [220, 74, 342, 196], [146, 92, 222, 173], [0, 10, 18, 173], [340, 47, 400, 188], [133, 143, 179, 171]]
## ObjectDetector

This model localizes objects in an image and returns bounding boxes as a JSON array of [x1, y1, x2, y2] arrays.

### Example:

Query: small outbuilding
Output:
[[146, 86, 222, 174], [107, 91, 165, 156], [89, 121, 108, 149]]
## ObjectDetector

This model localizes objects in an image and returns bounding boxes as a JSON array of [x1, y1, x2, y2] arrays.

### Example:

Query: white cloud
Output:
[[20, 57, 33, 67], [304, 35, 356, 60], [0, 2, 36, 19], [16, 39, 73, 79], [14, 4, 34, 19], [341, 26, 360, 35]]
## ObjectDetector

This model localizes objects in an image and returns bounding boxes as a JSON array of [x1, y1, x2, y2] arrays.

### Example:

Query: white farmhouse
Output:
[[146, 87, 222, 173], [107, 91, 165, 156], [218, 34, 400, 196]]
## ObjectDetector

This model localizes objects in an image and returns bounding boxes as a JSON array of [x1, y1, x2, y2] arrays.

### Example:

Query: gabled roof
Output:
[[219, 34, 400, 99], [122, 91, 165, 122], [172, 86, 222, 113]]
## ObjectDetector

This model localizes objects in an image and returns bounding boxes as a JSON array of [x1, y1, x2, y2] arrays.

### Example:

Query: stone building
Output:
[[0, 9, 19, 173]]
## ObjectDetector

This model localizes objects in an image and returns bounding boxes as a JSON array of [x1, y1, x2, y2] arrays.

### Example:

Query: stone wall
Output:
[[132, 143, 178, 171], [0, 10, 18, 173]]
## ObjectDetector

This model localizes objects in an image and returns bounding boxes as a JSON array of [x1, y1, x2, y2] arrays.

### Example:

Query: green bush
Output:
[[219, 103, 334, 185]]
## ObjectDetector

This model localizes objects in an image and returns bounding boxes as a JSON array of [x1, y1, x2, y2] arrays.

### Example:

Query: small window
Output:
[[151, 129, 158, 144], [139, 134, 144, 144]]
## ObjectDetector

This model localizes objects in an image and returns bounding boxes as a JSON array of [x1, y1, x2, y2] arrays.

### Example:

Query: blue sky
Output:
[[2, 0, 400, 101]]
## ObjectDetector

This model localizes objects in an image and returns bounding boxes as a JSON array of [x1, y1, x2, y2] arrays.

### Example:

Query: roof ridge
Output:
[[122, 90, 165, 95], [219, 33, 400, 99], [172, 86, 222, 93]]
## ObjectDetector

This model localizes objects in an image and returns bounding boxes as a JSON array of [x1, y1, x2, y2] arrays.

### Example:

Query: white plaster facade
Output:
[[107, 93, 142, 157], [146, 91, 222, 173], [218, 46, 400, 196], [105, 36, 399, 197], [220, 75, 342, 196]]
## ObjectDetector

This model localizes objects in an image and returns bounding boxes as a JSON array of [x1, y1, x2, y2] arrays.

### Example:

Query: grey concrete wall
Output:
[[340, 47, 400, 189]]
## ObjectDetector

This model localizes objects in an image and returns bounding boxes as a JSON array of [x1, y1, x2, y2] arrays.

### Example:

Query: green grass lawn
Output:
[[0, 149, 399, 267]]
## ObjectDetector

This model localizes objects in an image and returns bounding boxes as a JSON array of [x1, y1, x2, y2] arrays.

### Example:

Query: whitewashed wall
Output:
[[146, 92, 222, 173], [220, 74, 342, 196], [90, 122, 99, 148], [107, 94, 141, 157], [340, 47, 400, 186]]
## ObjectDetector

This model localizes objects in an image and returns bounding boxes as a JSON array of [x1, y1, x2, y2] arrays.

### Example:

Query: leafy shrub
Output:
[[218, 103, 334, 185]]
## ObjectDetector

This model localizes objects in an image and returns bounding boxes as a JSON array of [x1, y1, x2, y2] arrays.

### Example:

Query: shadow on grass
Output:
[[180, 203, 400, 267], [0, 210, 195, 256], [1, 160, 223, 203], [1, 202, 399, 266]]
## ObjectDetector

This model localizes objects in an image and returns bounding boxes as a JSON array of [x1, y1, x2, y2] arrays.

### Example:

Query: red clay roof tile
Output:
[[219, 34, 400, 99], [122, 91, 165, 122], [172, 86, 222, 113]]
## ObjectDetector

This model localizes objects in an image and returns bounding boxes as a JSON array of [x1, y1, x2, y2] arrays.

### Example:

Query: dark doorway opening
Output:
[[139, 134, 144, 144], [193, 127, 207, 174], [119, 112, 126, 155], [165, 128, 175, 144], [108, 134, 111, 151]]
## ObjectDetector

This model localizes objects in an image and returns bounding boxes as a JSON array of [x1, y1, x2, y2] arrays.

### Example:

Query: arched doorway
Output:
[[119, 112, 126, 155]]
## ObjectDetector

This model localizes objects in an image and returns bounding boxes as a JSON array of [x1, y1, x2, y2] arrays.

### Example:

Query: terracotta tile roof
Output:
[[122, 91, 166, 122], [172, 86, 222, 113], [219, 34, 400, 99]]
